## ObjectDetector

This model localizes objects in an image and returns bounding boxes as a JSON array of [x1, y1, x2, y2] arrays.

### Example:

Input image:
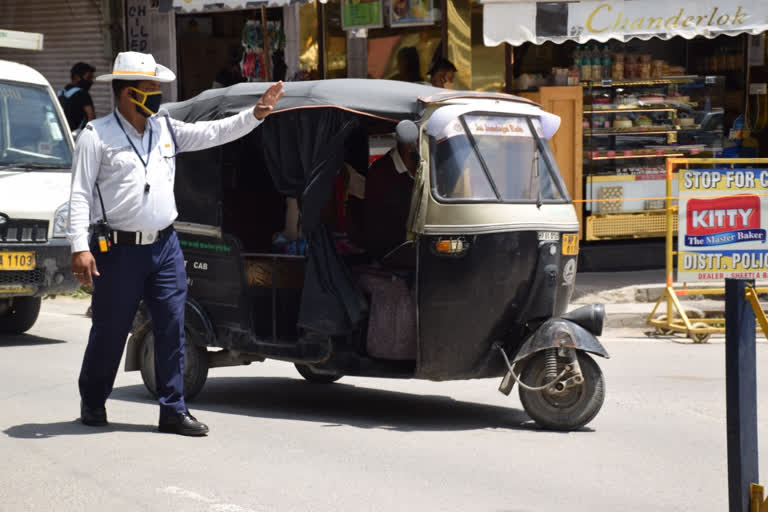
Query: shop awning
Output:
[[482, 0, 768, 46], [173, 0, 321, 12]]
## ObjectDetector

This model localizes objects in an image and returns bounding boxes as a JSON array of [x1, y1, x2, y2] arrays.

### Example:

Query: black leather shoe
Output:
[[80, 401, 107, 426], [158, 412, 209, 436]]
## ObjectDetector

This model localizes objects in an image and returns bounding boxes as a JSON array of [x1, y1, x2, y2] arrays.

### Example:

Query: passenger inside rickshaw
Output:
[[363, 131, 419, 261]]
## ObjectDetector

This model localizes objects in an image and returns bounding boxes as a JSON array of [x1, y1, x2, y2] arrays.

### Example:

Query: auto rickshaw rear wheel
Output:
[[294, 364, 342, 384], [140, 331, 209, 400], [518, 351, 604, 431]]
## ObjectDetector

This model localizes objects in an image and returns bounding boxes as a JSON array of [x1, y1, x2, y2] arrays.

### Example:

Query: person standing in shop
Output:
[[428, 58, 457, 88], [67, 51, 284, 436], [58, 62, 96, 131]]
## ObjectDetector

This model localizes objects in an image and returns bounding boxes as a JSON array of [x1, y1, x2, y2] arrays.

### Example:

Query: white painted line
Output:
[[40, 312, 84, 319], [210, 505, 258, 512], [158, 486, 258, 512], [159, 486, 215, 504]]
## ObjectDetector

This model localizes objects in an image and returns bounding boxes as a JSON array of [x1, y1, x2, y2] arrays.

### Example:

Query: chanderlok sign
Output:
[[678, 168, 768, 282], [482, 0, 768, 46]]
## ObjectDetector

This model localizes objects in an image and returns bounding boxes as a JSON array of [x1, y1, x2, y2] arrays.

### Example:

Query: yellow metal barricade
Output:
[[646, 158, 768, 343]]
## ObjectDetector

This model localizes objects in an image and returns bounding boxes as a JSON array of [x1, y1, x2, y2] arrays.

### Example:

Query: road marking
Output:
[[159, 486, 215, 503], [210, 505, 257, 512], [159, 486, 258, 512], [40, 311, 83, 319]]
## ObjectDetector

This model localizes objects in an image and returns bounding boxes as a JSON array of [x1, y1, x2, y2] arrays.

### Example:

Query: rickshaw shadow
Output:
[[111, 377, 581, 432]]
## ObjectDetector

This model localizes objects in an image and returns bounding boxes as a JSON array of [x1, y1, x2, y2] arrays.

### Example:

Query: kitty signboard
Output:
[[678, 168, 768, 282]]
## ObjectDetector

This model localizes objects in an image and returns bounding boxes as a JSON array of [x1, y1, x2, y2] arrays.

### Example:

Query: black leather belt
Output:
[[111, 225, 175, 246]]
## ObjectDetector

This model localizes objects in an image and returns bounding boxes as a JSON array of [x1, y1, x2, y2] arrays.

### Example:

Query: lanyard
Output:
[[113, 111, 153, 191]]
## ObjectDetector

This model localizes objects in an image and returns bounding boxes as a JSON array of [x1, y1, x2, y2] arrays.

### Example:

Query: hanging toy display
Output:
[[240, 20, 265, 81], [240, 17, 286, 82]]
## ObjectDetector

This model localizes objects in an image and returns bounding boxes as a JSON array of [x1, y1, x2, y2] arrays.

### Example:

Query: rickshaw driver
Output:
[[363, 126, 420, 260], [67, 51, 284, 436]]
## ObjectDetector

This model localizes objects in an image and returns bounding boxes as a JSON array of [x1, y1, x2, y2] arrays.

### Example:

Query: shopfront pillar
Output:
[[445, 0, 471, 90], [347, 31, 368, 79], [284, 4, 301, 80]]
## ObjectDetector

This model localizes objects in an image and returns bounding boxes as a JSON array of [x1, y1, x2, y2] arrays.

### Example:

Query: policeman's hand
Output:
[[71, 251, 100, 287], [253, 81, 285, 120]]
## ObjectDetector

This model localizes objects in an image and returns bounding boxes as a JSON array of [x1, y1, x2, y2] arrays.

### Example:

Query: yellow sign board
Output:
[[752, 484, 768, 512], [562, 234, 579, 255]]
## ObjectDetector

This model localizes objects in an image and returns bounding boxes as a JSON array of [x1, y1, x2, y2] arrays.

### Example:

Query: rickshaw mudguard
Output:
[[124, 298, 215, 372], [512, 318, 610, 365]]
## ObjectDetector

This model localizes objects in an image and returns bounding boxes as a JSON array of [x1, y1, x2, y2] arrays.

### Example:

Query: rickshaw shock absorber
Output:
[[494, 343, 569, 393], [544, 348, 558, 383]]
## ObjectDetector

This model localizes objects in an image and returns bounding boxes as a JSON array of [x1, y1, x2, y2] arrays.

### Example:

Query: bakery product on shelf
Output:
[[635, 115, 653, 127], [639, 96, 664, 104], [678, 117, 695, 127], [613, 116, 633, 129]]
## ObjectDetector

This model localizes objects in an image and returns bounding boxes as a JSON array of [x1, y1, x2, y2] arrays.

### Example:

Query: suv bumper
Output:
[[0, 239, 78, 297]]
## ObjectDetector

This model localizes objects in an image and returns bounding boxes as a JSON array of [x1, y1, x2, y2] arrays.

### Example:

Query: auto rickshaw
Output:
[[124, 79, 609, 431]]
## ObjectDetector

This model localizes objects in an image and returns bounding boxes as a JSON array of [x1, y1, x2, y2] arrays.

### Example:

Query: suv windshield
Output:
[[0, 80, 72, 169], [431, 114, 566, 203]]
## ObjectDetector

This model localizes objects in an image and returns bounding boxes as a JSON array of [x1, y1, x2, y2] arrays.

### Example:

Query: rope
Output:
[[493, 343, 569, 393], [572, 190, 768, 204]]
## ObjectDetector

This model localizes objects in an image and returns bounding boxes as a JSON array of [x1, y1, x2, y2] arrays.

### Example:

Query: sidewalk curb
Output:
[[575, 284, 768, 305]]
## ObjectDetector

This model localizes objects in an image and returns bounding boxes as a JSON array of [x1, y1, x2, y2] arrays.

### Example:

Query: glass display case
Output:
[[582, 76, 725, 240]]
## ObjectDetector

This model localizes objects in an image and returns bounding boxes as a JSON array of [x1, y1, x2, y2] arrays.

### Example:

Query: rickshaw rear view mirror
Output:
[[395, 120, 419, 146]]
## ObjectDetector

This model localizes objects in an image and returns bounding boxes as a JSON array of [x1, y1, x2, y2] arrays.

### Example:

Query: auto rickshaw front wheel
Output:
[[294, 364, 342, 384], [139, 331, 209, 401], [518, 351, 605, 431], [0, 297, 41, 335]]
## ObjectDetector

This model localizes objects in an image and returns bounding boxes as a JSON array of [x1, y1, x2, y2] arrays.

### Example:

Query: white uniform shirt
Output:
[[67, 108, 261, 253]]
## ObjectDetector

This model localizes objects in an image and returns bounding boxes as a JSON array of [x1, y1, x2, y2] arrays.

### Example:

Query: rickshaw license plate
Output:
[[562, 234, 579, 255], [0, 252, 36, 270]]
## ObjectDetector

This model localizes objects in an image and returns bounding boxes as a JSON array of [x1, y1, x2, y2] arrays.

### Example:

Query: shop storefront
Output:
[[481, 0, 768, 269], [164, 0, 510, 100], [0, 0, 119, 116]]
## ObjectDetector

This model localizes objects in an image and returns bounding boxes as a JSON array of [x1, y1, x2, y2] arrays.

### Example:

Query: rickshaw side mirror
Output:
[[395, 120, 419, 146]]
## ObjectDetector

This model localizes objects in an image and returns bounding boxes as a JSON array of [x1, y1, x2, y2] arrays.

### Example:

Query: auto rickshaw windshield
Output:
[[429, 112, 566, 203]]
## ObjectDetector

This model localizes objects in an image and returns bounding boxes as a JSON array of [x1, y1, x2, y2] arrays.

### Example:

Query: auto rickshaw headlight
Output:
[[433, 237, 470, 256]]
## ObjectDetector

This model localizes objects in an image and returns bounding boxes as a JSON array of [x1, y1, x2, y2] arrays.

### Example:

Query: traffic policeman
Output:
[[67, 51, 284, 436]]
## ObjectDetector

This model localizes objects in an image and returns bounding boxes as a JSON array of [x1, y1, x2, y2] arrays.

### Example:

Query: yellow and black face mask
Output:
[[129, 87, 162, 117]]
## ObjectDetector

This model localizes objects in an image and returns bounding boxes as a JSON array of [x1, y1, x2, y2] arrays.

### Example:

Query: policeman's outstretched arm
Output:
[[170, 81, 285, 154]]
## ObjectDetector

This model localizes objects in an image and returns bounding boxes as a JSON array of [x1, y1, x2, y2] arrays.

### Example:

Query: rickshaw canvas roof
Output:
[[424, 101, 561, 140], [163, 79, 539, 123]]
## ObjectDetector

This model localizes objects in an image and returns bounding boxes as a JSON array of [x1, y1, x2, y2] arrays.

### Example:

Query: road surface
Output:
[[0, 297, 766, 511]]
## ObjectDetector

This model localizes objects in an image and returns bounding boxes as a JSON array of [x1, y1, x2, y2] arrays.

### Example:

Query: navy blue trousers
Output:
[[79, 231, 188, 419]]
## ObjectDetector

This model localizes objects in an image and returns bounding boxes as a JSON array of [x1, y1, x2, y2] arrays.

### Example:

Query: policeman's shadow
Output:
[[3, 420, 156, 439], [0, 335, 67, 347]]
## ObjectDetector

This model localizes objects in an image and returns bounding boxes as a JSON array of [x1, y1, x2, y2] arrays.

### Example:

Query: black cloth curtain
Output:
[[261, 108, 367, 336]]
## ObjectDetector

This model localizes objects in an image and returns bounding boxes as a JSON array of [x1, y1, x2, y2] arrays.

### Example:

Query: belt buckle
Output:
[[142, 231, 157, 244]]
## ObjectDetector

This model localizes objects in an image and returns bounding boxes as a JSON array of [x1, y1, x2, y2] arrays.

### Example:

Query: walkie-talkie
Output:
[[94, 183, 113, 253]]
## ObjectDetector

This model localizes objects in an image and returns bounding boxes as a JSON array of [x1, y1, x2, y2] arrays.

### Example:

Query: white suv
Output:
[[0, 59, 79, 334]]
